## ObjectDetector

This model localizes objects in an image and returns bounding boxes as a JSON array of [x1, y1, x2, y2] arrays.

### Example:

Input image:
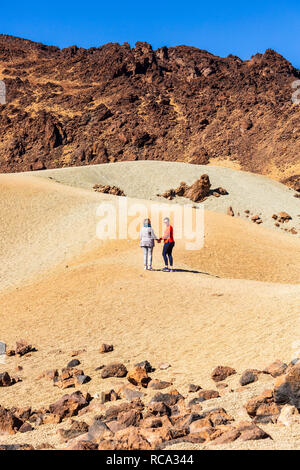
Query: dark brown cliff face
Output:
[[0, 35, 299, 188]]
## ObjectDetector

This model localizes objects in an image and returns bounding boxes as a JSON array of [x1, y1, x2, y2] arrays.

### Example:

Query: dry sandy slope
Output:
[[30, 161, 300, 233], [0, 170, 300, 450]]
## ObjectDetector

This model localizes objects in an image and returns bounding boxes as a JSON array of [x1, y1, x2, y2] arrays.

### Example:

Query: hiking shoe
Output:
[[162, 267, 170, 272], [169, 268, 174, 272], [144, 266, 147, 270], [148, 266, 153, 271]]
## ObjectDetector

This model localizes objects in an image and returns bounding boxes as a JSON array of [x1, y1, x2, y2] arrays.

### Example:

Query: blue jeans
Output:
[[162, 242, 174, 266], [142, 247, 153, 267]]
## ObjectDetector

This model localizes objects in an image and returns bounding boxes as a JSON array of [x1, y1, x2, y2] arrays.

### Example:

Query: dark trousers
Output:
[[162, 242, 175, 266]]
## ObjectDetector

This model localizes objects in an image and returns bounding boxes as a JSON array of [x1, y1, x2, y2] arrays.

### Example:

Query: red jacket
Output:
[[163, 225, 174, 243]]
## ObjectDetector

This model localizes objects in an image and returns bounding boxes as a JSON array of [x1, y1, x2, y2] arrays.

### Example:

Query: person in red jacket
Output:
[[160, 217, 175, 272]]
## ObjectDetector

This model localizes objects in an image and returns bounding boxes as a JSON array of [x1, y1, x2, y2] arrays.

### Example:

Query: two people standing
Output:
[[139, 217, 175, 271]]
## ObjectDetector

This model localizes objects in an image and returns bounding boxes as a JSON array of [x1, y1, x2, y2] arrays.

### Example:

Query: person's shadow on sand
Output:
[[152, 268, 220, 277]]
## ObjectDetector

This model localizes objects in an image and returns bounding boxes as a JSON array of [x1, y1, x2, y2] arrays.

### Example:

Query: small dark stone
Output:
[[135, 360, 155, 373], [76, 375, 90, 385], [240, 370, 258, 386], [67, 359, 81, 368], [188, 397, 206, 407], [150, 392, 184, 406], [19, 422, 33, 433]]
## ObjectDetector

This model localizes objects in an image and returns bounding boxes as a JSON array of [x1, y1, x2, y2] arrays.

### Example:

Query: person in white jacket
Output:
[[140, 218, 160, 270]]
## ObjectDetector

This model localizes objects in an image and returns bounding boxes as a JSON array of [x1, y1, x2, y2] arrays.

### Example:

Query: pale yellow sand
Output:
[[0, 167, 299, 450]]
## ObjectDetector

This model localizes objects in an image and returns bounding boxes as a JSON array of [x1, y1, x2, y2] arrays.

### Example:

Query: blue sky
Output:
[[1, 0, 299, 68]]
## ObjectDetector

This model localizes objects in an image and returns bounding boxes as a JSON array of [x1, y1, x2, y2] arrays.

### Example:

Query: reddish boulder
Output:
[[49, 391, 91, 420], [101, 362, 128, 379], [240, 369, 259, 386], [211, 428, 240, 445], [211, 365, 236, 382], [150, 392, 184, 407], [236, 421, 270, 441], [198, 389, 220, 401], [274, 362, 300, 409], [245, 389, 273, 416], [0, 372, 12, 387], [15, 340, 33, 356], [19, 422, 33, 433], [57, 420, 89, 442], [127, 366, 150, 387], [99, 343, 114, 353], [185, 174, 211, 202], [0, 407, 23, 434], [263, 360, 287, 377], [149, 380, 172, 390]]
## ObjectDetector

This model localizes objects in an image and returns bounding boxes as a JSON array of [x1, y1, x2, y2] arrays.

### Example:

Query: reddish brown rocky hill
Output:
[[0, 35, 299, 188]]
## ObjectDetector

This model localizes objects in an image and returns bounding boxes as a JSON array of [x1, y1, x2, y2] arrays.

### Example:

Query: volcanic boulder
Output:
[[274, 363, 300, 409], [211, 366, 236, 382]]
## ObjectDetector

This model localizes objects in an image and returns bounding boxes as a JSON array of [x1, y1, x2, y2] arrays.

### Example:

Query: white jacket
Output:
[[140, 226, 158, 248]]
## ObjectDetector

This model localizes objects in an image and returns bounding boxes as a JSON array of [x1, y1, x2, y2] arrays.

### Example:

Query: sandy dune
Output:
[[0, 163, 300, 449], [30, 161, 300, 233]]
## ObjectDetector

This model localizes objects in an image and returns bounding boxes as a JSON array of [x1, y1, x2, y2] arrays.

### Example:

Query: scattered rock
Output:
[[101, 363, 128, 379], [0, 372, 12, 387], [42, 369, 59, 381], [159, 363, 171, 370], [127, 366, 150, 387], [211, 366, 236, 382], [188, 384, 201, 393], [71, 349, 86, 357], [0, 407, 23, 434], [240, 118, 253, 132], [119, 386, 145, 402], [279, 212, 292, 222], [135, 360, 154, 373], [245, 389, 274, 416], [93, 184, 125, 196], [215, 187, 228, 195], [19, 422, 33, 433], [236, 421, 270, 441], [184, 175, 211, 202], [149, 379, 172, 390], [76, 374, 90, 385], [197, 390, 220, 401], [100, 389, 119, 404], [150, 392, 184, 407], [15, 340, 34, 356], [227, 206, 234, 217], [240, 369, 259, 386], [99, 343, 114, 353], [274, 362, 300, 409], [49, 391, 91, 420], [158, 175, 211, 203], [6, 349, 15, 357], [263, 360, 287, 377], [215, 383, 228, 390], [251, 215, 262, 224], [67, 359, 81, 368], [211, 428, 240, 445], [53, 367, 90, 389], [277, 404, 300, 426], [57, 420, 89, 442]]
